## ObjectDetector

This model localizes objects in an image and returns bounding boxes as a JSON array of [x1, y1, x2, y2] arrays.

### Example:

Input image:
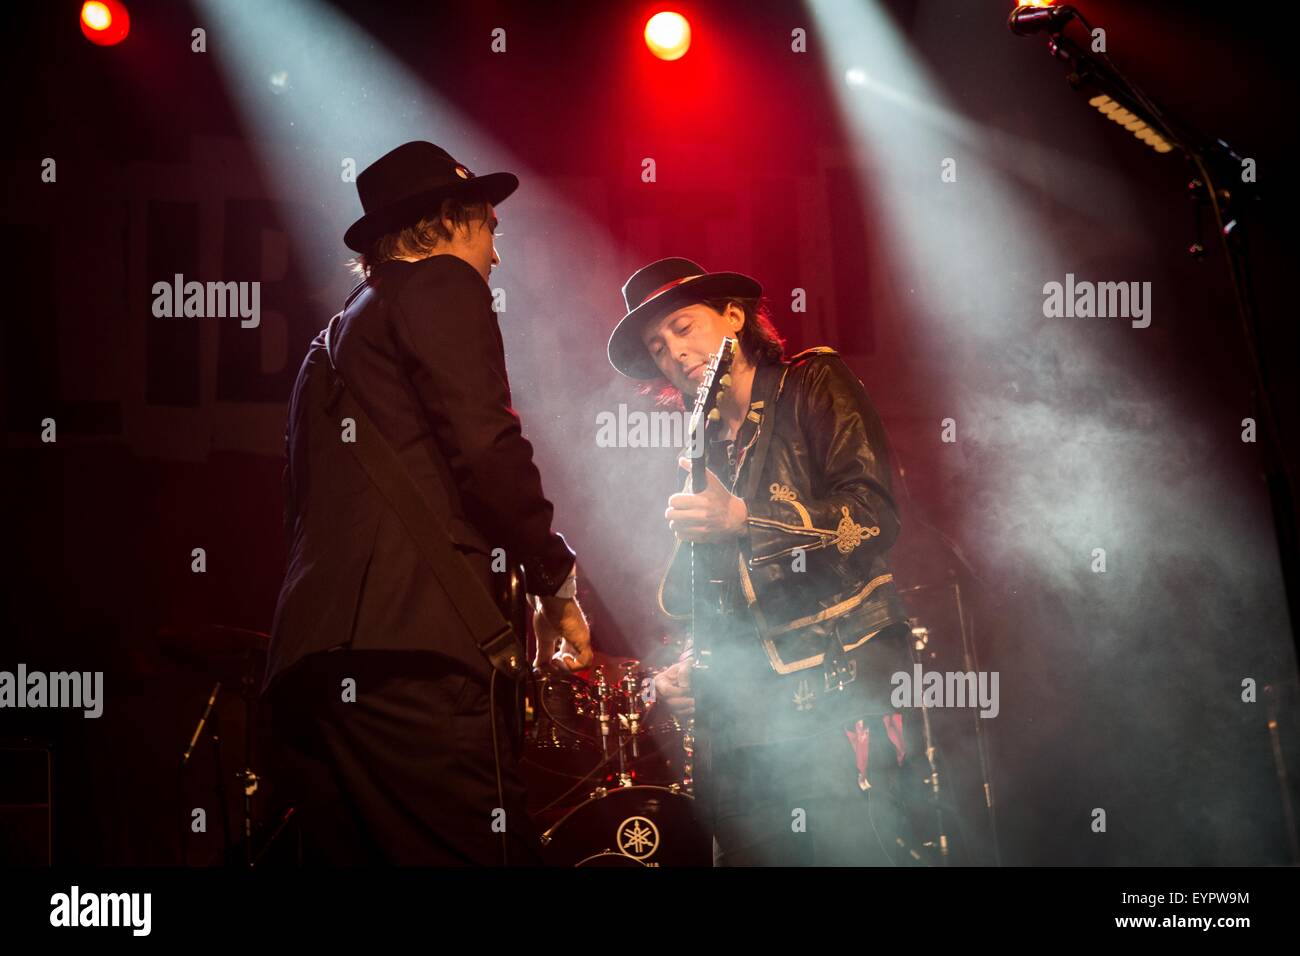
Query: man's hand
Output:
[[533, 595, 593, 672], [653, 658, 695, 717], [666, 456, 748, 543]]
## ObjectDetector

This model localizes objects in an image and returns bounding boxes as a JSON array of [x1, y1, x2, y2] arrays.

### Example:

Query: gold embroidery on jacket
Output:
[[769, 573, 894, 637], [769, 482, 813, 527], [724, 353, 896, 675], [834, 506, 880, 554], [770, 482, 797, 502], [756, 488, 882, 562], [737, 565, 896, 674]]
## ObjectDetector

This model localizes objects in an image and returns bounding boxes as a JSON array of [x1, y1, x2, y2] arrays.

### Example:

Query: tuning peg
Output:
[[707, 408, 721, 423], [718, 374, 732, 389]]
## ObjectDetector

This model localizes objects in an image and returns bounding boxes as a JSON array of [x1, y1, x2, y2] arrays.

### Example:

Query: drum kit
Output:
[[525, 581, 1005, 867], [169, 587, 999, 867], [163, 624, 710, 866], [523, 652, 711, 867]]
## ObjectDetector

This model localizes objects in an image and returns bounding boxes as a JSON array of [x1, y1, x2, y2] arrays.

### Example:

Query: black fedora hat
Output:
[[343, 141, 518, 253], [608, 257, 762, 379]]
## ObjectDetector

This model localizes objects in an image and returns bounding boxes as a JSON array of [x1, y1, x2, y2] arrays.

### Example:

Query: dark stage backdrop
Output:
[[4, 0, 1299, 866]]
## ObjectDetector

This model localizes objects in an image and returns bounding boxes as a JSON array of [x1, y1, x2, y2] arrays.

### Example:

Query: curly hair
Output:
[[347, 196, 489, 278]]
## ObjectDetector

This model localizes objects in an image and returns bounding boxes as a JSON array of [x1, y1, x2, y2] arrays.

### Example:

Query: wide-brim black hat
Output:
[[343, 141, 518, 253], [608, 257, 762, 380]]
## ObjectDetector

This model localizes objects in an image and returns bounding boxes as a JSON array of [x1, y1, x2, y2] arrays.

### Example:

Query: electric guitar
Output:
[[684, 336, 737, 804]]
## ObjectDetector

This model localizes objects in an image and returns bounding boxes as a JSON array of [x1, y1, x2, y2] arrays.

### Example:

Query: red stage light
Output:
[[80, 1, 130, 47], [645, 11, 691, 61]]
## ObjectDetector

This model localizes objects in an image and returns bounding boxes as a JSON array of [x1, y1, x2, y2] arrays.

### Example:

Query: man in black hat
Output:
[[262, 141, 591, 865], [609, 257, 922, 866]]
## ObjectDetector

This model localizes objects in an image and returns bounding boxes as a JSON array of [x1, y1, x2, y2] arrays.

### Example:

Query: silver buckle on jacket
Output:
[[790, 659, 858, 712], [824, 658, 858, 693]]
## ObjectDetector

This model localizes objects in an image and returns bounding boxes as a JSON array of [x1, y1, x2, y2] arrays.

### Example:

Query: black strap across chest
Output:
[[321, 305, 526, 682]]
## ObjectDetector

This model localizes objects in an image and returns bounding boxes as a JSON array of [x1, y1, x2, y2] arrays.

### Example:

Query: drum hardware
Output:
[[899, 613, 952, 868], [165, 623, 287, 866], [250, 806, 298, 867], [681, 719, 695, 793], [537, 784, 710, 867], [525, 657, 713, 866], [898, 581, 1000, 866], [529, 732, 650, 814], [911, 624, 930, 654], [593, 669, 613, 760], [524, 659, 694, 817], [531, 673, 599, 749], [618, 661, 644, 764], [163, 622, 363, 866]]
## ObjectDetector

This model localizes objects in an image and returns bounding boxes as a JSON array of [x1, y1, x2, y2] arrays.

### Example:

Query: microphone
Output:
[[1008, 3, 1078, 37]]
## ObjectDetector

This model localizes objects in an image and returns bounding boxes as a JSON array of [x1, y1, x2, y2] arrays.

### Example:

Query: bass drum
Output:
[[539, 785, 711, 867]]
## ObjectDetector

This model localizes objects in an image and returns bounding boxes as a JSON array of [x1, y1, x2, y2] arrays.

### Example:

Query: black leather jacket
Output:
[[660, 347, 909, 679]]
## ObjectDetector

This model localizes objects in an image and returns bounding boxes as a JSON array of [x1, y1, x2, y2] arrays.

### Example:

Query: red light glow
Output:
[[645, 11, 691, 61], [81, 1, 131, 47]]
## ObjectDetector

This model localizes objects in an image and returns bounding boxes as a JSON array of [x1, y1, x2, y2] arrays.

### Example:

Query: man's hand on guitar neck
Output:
[[667, 455, 748, 543]]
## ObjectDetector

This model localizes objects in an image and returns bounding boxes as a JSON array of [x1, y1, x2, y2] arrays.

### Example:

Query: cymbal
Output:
[[154, 623, 269, 685]]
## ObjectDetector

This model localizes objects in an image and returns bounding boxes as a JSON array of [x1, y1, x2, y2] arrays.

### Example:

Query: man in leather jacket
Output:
[[608, 257, 921, 866]]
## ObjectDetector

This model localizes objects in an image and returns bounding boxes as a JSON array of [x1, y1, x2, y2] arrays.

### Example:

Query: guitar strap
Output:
[[320, 298, 527, 684], [735, 360, 792, 505]]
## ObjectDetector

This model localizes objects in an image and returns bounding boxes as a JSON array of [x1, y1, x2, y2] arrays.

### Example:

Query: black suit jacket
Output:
[[262, 255, 575, 694]]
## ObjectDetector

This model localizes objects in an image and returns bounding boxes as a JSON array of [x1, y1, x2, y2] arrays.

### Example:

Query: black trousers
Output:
[[708, 710, 924, 867], [264, 649, 541, 866]]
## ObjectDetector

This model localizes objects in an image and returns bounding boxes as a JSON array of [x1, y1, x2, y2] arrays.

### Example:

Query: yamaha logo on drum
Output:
[[617, 815, 661, 862]]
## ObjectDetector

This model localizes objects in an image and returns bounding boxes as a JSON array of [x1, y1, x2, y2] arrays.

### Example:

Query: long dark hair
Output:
[[641, 296, 786, 408]]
